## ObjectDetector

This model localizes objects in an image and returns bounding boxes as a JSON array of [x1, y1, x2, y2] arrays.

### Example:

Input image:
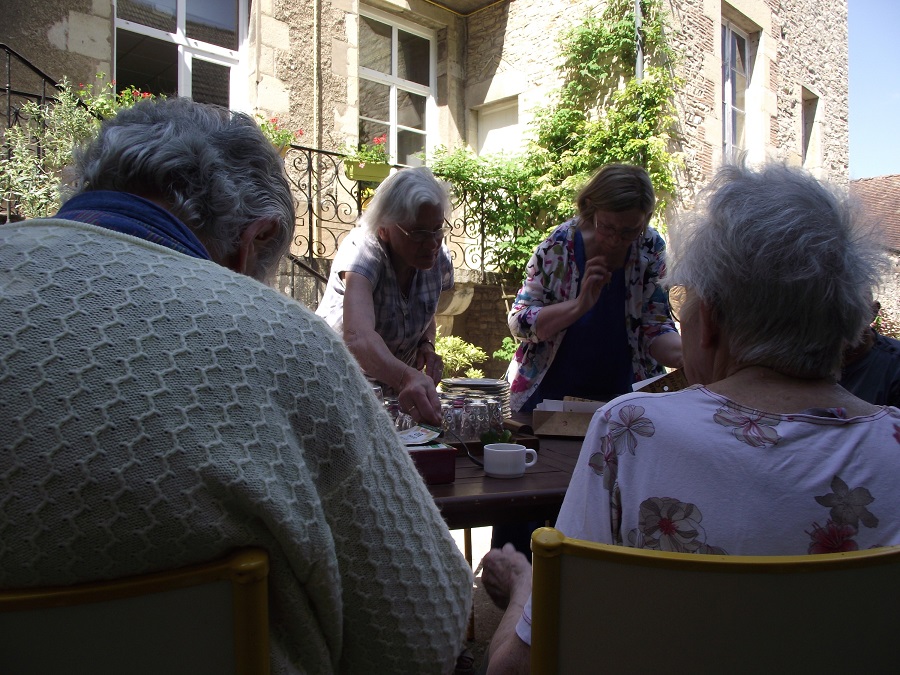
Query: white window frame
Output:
[[114, 0, 249, 110], [358, 6, 437, 165], [722, 20, 749, 162]]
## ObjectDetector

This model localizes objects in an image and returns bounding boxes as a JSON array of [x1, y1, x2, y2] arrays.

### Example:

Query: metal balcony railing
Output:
[[2, 45, 504, 306]]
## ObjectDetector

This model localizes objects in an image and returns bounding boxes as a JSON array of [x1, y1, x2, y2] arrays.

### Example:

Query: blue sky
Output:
[[849, 0, 900, 179]]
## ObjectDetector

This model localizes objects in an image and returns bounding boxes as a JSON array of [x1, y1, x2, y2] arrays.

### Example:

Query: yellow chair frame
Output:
[[0, 547, 270, 675], [531, 527, 900, 674]]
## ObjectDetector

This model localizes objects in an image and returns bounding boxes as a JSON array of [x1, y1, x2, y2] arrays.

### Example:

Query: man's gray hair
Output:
[[359, 167, 450, 234], [70, 97, 295, 281], [667, 161, 887, 378]]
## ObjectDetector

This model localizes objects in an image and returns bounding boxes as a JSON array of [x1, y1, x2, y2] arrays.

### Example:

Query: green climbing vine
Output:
[[430, 0, 683, 278]]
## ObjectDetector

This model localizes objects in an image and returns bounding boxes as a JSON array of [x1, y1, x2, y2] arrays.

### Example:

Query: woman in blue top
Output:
[[497, 164, 684, 556], [506, 163, 683, 412]]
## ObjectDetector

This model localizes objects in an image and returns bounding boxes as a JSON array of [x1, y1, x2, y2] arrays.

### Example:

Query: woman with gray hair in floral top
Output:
[[481, 161, 900, 675]]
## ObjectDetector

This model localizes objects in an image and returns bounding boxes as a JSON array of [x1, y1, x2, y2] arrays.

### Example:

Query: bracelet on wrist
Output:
[[418, 338, 435, 351]]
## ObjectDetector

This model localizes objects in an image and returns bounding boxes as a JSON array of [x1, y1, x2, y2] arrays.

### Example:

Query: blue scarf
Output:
[[56, 191, 211, 261]]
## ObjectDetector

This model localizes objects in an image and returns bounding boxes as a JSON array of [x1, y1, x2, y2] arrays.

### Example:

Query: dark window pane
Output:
[[397, 90, 426, 130], [359, 78, 389, 123], [734, 34, 747, 74], [359, 120, 390, 158], [186, 0, 238, 50], [118, 0, 176, 33], [397, 30, 429, 86], [360, 17, 391, 74], [192, 58, 230, 107], [116, 30, 178, 97], [398, 129, 425, 166]]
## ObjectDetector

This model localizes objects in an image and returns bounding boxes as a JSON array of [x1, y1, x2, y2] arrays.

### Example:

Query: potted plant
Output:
[[343, 133, 391, 183], [256, 115, 303, 156]]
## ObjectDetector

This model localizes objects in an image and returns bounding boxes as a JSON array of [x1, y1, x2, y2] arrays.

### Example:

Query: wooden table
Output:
[[428, 435, 583, 531], [427, 433, 583, 640]]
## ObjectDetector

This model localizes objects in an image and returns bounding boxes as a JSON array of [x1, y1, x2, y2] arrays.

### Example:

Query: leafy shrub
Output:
[[430, 0, 682, 277], [1, 75, 156, 219], [435, 330, 488, 378]]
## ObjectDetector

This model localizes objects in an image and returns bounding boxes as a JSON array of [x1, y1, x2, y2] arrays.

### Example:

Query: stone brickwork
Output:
[[4, 0, 857, 349], [451, 281, 516, 379], [770, 0, 849, 179], [2, 0, 111, 94]]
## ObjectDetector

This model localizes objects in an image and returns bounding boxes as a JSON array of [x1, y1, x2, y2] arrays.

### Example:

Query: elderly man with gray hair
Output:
[[0, 98, 472, 674]]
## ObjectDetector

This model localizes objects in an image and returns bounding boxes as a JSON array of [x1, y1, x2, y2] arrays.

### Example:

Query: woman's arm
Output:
[[508, 225, 599, 342], [415, 317, 444, 386], [530, 255, 612, 341], [649, 331, 684, 369], [343, 272, 442, 424]]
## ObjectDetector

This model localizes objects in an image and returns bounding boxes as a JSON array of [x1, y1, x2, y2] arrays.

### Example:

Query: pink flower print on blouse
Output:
[[807, 520, 859, 554], [588, 435, 618, 491], [713, 402, 781, 447], [814, 475, 878, 530], [609, 404, 655, 455], [628, 497, 726, 553]]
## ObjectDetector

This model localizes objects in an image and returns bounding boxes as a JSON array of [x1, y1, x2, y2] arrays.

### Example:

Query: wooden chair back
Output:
[[530, 527, 900, 674], [0, 547, 270, 675]]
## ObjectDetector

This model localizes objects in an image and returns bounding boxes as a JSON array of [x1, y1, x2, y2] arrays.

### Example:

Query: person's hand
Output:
[[416, 344, 444, 386], [397, 367, 442, 426], [480, 543, 532, 610], [576, 255, 612, 312]]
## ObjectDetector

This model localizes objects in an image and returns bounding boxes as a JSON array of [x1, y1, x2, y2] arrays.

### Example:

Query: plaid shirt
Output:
[[317, 228, 454, 367]]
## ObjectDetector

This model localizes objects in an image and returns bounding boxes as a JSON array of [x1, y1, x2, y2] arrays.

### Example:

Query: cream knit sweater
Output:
[[0, 219, 473, 674]]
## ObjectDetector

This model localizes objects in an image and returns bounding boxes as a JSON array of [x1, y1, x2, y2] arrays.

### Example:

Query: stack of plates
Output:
[[439, 377, 511, 418]]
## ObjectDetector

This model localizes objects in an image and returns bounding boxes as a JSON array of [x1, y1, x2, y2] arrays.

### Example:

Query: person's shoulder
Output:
[[640, 225, 667, 252], [873, 332, 900, 356], [597, 386, 706, 418]]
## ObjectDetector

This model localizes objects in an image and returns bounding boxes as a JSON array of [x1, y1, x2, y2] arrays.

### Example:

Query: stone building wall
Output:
[[769, 0, 849, 180], [880, 253, 900, 329], [2, 0, 112, 94]]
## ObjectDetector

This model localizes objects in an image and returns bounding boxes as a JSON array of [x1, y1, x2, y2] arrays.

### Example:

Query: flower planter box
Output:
[[344, 162, 391, 183]]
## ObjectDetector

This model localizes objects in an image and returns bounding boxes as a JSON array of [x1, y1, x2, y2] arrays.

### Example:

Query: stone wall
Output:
[[450, 280, 517, 379], [879, 253, 900, 330], [2, 0, 111, 94]]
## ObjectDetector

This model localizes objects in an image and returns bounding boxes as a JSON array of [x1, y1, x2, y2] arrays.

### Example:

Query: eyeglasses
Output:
[[668, 285, 687, 323], [593, 213, 645, 243], [396, 221, 453, 243]]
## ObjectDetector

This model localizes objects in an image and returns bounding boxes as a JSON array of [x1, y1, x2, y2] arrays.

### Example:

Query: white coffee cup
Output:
[[483, 443, 538, 479]]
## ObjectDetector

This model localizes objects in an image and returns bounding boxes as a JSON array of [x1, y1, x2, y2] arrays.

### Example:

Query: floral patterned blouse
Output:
[[505, 219, 677, 412], [514, 387, 900, 645]]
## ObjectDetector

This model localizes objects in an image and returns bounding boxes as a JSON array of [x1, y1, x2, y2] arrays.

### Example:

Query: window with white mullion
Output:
[[115, 0, 245, 108], [358, 7, 434, 167], [722, 21, 748, 161]]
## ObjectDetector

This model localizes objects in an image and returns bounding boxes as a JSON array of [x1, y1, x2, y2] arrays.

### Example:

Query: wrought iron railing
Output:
[[1, 45, 502, 305], [278, 143, 500, 308]]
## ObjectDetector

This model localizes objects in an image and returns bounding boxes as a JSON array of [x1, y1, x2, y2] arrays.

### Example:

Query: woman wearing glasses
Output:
[[317, 167, 453, 426], [506, 163, 683, 414]]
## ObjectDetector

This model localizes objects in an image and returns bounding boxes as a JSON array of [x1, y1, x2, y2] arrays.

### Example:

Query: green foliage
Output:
[[430, 147, 553, 277], [255, 115, 303, 148], [344, 132, 389, 165], [874, 306, 900, 339], [435, 330, 488, 378], [492, 336, 518, 363], [1, 75, 156, 219], [430, 0, 682, 276]]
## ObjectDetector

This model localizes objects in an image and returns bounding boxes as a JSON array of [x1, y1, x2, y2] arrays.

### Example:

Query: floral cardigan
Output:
[[505, 219, 678, 412]]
